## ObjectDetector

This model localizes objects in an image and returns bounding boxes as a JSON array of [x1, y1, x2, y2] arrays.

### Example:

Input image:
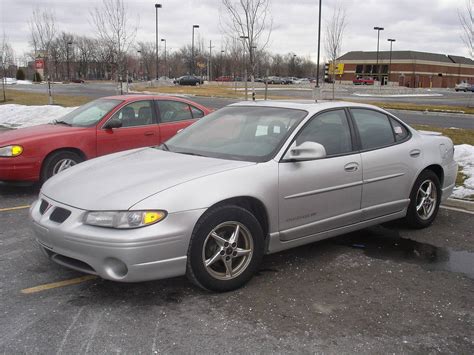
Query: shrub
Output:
[[33, 72, 42, 82], [16, 68, 26, 80]]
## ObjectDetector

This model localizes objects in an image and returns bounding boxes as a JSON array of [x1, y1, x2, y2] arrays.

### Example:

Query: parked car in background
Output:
[[267, 76, 284, 84], [30, 101, 457, 292], [70, 78, 85, 83], [0, 95, 211, 183], [454, 82, 474, 92], [353, 77, 375, 85], [174, 76, 203, 86], [215, 76, 233, 82], [293, 78, 311, 85]]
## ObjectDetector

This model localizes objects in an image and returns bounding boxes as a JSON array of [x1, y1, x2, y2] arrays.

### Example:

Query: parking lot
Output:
[[0, 182, 473, 353]]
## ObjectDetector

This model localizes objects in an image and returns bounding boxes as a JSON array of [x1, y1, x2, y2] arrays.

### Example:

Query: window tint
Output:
[[157, 101, 193, 123], [389, 117, 409, 142], [109, 100, 154, 127], [190, 105, 205, 118], [351, 109, 395, 150], [295, 109, 353, 156]]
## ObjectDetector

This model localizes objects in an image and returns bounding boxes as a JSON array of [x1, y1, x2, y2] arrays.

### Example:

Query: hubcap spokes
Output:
[[415, 180, 437, 220], [53, 159, 77, 175], [202, 222, 253, 280]]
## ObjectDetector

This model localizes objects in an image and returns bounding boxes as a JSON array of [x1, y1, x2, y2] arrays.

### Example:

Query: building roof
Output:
[[338, 51, 474, 65]]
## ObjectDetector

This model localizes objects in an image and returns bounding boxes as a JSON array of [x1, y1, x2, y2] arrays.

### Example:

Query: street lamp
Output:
[[155, 4, 162, 80], [315, 0, 322, 88], [66, 41, 73, 81], [387, 38, 396, 84], [137, 50, 142, 80], [161, 38, 167, 78], [373, 26, 384, 82], [191, 25, 199, 75]]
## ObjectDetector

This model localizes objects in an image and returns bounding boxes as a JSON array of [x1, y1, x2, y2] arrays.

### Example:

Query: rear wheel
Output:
[[405, 170, 441, 228], [41, 150, 83, 183], [186, 205, 264, 292]]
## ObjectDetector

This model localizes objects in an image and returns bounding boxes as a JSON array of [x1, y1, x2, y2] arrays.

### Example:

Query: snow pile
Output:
[[0, 104, 77, 128], [1, 78, 33, 85], [452, 144, 474, 200]]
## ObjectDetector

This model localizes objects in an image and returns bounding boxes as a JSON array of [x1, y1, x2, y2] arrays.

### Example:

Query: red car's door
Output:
[[155, 100, 204, 142], [96, 100, 160, 156]]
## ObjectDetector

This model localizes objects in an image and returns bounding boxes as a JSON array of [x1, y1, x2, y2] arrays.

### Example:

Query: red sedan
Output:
[[0, 95, 212, 183]]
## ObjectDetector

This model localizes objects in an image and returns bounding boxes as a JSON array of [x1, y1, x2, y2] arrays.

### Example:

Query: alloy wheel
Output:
[[415, 179, 438, 220], [202, 221, 254, 280]]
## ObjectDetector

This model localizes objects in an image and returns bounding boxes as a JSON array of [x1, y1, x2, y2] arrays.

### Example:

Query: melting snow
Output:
[[452, 144, 474, 200], [0, 104, 77, 128]]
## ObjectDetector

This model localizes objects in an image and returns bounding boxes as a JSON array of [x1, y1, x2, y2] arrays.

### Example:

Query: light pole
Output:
[[155, 3, 162, 80], [137, 50, 142, 80], [387, 38, 396, 85], [191, 25, 199, 75], [66, 41, 72, 81], [373, 26, 384, 82], [161, 39, 167, 78], [315, 0, 322, 88]]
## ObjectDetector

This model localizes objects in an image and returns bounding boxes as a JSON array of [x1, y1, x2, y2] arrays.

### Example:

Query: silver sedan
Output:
[[30, 101, 458, 291]]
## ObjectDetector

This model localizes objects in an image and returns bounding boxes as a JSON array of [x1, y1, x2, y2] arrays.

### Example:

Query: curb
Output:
[[442, 198, 474, 212]]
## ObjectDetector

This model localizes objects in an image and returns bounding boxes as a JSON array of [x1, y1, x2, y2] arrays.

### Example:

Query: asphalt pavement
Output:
[[0, 182, 473, 353]]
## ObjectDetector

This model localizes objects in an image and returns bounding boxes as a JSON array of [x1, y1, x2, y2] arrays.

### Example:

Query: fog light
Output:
[[103, 258, 128, 279]]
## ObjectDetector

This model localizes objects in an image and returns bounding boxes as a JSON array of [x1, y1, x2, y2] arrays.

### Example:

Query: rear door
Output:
[[155, 100, 201, 142], [96, 100, 160, 156], [349, 108, 418, 219]]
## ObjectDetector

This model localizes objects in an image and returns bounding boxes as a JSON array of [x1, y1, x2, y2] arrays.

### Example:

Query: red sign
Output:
[[35, 58, 44, 70]]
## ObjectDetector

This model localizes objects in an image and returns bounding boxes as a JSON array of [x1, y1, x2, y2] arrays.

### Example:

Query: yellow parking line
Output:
[[21, 275, 98, 294], [0, 205, 31, 212]]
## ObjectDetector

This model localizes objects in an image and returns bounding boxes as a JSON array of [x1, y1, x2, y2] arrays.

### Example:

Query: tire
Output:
[[41, 150, 83, 183], [186, 205, 264, 292], [405, 170, 441, 229]]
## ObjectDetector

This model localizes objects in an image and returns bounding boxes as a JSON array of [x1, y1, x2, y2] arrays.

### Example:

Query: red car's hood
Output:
[[0, 124, 90, 144]]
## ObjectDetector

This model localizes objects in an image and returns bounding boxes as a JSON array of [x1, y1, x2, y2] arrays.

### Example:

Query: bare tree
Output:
[[29, 8, 57, 78], [324, 4, 347, 99], [1, 33, 14, 101], [458, 0, 473, 58], [90, 0, 138, 83], [220, 0, 272, 82]]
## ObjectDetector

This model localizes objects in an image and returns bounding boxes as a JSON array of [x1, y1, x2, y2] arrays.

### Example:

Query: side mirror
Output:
[[104, 118, 122, 129], [283, 141, 327, 161]]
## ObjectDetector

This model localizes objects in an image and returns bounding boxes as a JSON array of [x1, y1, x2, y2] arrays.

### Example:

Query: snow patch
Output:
[[352, 93, 443, 98], [0, 104, 77, 128], [452, 144, 474, 200]]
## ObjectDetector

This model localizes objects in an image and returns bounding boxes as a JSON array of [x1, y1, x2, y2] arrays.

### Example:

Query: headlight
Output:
[[0, 145, 23, 157], [84, 210, 167, 229]]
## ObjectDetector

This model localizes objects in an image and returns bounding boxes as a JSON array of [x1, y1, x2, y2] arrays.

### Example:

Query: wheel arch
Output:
[[207, 196, 270, 240], [422, 164, 444, 187], [40, 147, 88, 177]]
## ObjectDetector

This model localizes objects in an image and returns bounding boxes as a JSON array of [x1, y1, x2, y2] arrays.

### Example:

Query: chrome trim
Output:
[[284, 181, 363, 200], [363, 172, 405, 184]]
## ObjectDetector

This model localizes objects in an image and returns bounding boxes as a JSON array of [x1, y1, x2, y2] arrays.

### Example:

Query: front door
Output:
[[278, 109, 362, 241], [96, 100, 160, 156]]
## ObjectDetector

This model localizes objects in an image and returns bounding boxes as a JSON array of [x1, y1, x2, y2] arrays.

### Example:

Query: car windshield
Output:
[[164, 106, 307, 162], [55, 99, 121, 127]]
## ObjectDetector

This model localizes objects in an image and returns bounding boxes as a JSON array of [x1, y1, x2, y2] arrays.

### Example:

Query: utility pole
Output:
[[315, 0, 322, 88], [208, 40, 214, 81], [374, 26, 384, 83], [155, 3, 162, 81], [387, 38, 396, 85], [191, 25, 199, 75]]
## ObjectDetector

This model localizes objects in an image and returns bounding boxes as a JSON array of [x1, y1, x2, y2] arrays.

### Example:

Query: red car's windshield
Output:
[[56, 99, 122, 127]]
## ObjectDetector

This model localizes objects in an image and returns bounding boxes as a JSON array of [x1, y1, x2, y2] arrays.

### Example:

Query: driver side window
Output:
[[109, 100, 154, 127], [295, 109, 353, 156]]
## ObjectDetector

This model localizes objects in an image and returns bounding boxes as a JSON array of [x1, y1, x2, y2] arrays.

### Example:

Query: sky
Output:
[[0, 0, 470, 63]]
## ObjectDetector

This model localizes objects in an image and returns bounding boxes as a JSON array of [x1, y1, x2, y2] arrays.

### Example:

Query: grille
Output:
[[39, 200, 49, 214], [51, 254, 96, 274], [49, 207, 71, 223]]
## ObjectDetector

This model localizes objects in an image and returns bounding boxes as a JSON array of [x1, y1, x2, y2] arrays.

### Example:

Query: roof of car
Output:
[[102, 94, 189, 101], [229, 100, 380, 114]]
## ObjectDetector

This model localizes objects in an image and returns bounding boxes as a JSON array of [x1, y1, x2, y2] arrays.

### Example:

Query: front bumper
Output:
[[29, 196, 205, 282], [0, 156, 41, 181]]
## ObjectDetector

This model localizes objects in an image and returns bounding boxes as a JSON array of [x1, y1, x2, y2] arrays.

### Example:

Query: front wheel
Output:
[[405, 170, 441, 228], [41, 150, 83, 183], [186, 205, 264, 292]]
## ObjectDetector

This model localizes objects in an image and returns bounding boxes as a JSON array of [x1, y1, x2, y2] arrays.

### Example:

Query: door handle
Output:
[[344, 162, 359, 172], [409, 149, 421, 157], [144, 131, 155, 136]]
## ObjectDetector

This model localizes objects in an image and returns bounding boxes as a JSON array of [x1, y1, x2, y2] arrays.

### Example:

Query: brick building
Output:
[[336, 51, 474, 88]]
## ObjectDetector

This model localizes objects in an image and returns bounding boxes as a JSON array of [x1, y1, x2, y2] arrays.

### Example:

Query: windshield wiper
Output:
[[51, 119, 72, 126], [175, 151, 205, 157]]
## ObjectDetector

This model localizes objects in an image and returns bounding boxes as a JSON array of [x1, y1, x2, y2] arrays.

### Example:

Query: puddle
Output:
[[333, 226, 474, 280]]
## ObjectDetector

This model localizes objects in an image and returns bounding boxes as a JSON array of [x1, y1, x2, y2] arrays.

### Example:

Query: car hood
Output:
[[42, 148, 255, 211], [0, 124, 88, 145]]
